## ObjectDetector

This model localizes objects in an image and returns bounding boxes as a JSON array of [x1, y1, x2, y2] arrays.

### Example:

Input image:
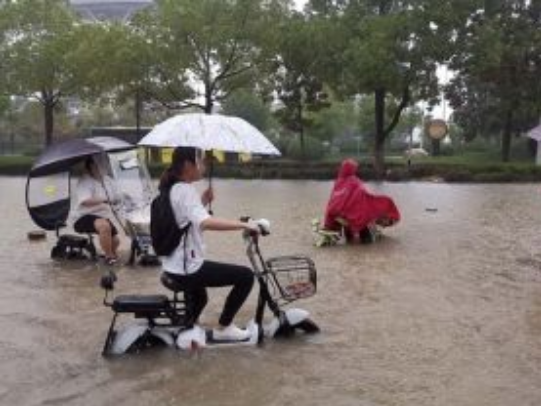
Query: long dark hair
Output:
[[159, 147, 199, 191]]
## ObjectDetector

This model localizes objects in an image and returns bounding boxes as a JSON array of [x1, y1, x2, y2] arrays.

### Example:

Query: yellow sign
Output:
[[212, 150, 225, 163], [44, 185, 57, 196], [161, 148, 173, 164], [427, 119, 448, 140], [239, 153, 252, 163]]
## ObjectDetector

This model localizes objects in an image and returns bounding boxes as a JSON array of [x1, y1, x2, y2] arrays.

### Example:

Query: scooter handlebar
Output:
[[241, 217, 271, 240]]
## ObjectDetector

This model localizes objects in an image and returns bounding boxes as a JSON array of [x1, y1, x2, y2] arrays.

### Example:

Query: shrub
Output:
[[285, 135, 326, 160]]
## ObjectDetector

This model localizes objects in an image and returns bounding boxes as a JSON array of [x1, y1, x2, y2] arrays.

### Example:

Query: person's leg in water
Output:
[[94, 218, 117, 262], [112, 235, 120, 259], [359, 227, 374, 244]]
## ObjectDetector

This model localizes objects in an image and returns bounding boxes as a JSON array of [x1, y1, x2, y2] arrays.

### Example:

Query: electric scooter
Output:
[[100, 218, 319, 355], [26, 137, 160, 266]]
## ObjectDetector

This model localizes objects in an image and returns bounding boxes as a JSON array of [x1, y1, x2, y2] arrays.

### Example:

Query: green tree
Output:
[[0, 95, 9, 118], [133, 0, 281, 114], [267, 12, 331, 157], [356, 95, 422, 149], [68, 21, 157, 135], [0, 0, 79, 146], [446, 0, 541, 162], [309, 100, 359, 143], [221, 89, 275, 132], [312, 0, 457, 174]]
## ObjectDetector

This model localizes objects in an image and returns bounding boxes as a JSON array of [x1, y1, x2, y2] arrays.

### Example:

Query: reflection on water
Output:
[[1, 177, 541, 406]]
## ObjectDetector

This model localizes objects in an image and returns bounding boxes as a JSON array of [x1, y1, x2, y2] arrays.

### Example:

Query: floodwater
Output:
[[1, 177, 541, 406]]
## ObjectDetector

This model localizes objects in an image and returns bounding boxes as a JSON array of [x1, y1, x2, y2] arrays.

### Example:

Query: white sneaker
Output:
[[212, 324, 250, 342]]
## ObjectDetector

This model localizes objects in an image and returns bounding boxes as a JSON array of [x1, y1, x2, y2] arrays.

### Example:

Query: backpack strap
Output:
[[180, 222, 192, 273]]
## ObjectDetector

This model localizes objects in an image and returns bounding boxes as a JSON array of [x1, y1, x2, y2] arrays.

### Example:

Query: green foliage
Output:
[[0, 0, 539, 169], [446, 0, 541, 161], [308, 101, 359, 142], [0, 0, 77, 92], [265, 12, 332, 150], [69, 22, 153, 102], [310, 0, 457, 171], [0, 96, 9, 118], [132, 0, 273, 113], [0, 0, 79, 145], [220, 89, 275, 132], [285, 134, 326, 160]]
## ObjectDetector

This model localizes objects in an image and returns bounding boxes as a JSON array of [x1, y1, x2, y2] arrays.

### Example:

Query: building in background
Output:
[[70, 0, 153, 22]]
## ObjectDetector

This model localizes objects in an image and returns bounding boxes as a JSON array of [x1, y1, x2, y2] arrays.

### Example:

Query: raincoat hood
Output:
[[338, 159, 358, 179]]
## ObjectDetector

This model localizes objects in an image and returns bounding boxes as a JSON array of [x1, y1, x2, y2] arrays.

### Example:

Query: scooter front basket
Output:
[[265, 256, 317, 303]]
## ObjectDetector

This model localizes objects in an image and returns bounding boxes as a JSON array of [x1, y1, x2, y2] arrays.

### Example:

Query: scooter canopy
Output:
[[29, 137, 133, 177], [26, 137, 134, 231]]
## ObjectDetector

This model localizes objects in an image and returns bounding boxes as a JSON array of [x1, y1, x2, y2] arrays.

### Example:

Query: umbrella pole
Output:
[[208, 151, 214, 215]]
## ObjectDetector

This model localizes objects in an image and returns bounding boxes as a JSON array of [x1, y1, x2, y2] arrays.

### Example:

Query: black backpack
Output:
[[150, 187, 191, 256]]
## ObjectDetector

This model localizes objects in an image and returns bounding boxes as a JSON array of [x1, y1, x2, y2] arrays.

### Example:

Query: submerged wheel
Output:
[[128, 332, 171, 353], [140, 254, 161, 267], [86, 244, 97, 261], [273, 323, 295, 338], [50, 245, 65, 260], [294, 318, 320, 334]]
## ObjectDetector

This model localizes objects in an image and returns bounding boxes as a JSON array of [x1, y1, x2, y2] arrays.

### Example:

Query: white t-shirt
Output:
[[161, 182, 211, 275], [74, 174, 115, 220]]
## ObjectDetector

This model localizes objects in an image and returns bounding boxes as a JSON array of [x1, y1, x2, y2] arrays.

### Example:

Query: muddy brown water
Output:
[[1, 177, 541, 406]]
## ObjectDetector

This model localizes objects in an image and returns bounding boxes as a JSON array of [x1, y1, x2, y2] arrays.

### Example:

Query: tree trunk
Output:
[[374, 88, 386, 177], [432, 138, 441, 156], [298, 103, 305, 159], [204, 88, 213, 114], [135, 88, 142, 141], [44, 101, 55, 147], [501, 109, 513, 162], [373, 85, 411, 176]]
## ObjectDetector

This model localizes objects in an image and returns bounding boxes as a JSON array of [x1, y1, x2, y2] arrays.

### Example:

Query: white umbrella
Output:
[[526, 124, 541, 142], [138, 113, 281, 156]]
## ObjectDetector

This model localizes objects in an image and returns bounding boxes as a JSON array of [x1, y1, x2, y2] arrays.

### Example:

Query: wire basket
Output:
[[265, 256, 317, 303]]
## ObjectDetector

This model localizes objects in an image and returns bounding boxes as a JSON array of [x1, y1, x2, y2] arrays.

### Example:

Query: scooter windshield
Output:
[[107, 149, 155, 235], [26, 172, 71, 230]]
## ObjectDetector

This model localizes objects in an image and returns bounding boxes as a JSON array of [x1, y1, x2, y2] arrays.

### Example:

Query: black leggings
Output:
[[165, 261, 254, 326]]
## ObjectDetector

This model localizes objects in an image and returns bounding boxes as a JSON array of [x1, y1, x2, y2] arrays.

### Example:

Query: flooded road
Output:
[[1, 177, 541, 406]]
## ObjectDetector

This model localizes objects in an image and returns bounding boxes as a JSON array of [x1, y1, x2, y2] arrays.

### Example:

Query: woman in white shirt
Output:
[[160, 147, 258, 342], [73, 158, 120, 265]]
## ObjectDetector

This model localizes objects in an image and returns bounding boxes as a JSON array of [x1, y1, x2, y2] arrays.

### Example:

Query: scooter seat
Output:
[[112, 294, 170, 313], [160, 273, 185, 293]]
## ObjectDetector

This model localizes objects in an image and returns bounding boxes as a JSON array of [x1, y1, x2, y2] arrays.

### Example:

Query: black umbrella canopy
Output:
[[29, 137, 133, 177]]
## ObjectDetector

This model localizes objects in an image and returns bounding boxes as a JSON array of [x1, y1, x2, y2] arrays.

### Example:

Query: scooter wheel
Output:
[[51, 245, 65, 260], [295, 318, 320, 334]]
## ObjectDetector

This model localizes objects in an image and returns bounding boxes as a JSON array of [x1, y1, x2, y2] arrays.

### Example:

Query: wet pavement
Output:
[[1, 177, 540, 406]]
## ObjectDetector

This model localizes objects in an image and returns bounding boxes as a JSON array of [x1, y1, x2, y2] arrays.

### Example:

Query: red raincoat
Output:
[[324, 159, 400, 233]]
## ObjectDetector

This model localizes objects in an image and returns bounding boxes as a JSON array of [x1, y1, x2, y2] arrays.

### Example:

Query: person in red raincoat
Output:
[[324, 159, 400, 242]]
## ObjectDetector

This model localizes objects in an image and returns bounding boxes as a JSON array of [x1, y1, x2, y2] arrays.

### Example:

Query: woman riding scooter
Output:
[[159, 147, 259, 342], [73, 158, 121, 265]]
